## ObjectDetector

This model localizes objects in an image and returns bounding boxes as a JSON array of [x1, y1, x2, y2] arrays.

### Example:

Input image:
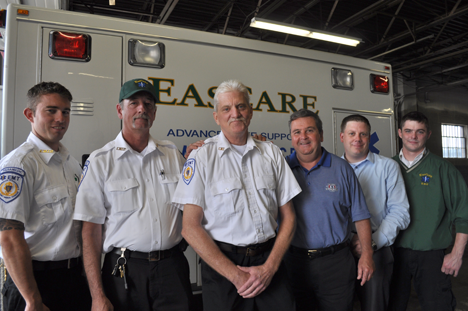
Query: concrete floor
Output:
[[353, 250, 468, 311]]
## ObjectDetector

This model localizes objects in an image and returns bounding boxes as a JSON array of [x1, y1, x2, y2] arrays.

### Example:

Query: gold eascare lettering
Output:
[[300, 95, 316, 110], [39, 150, 54, 153], [206, 86, 217, 108], [253, 91, 277, 112], [278, 93, 297, 113], [177, 84, 208, 107], [148, 77, 177, 105], [147, 77, 317, 114], [116, 147, 126, 151]]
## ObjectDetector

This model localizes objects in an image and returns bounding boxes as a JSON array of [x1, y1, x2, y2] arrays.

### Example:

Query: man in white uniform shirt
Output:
[[74, 79, 192, 311], [172, 80, 301, 311], [0, 82, 91, 311]]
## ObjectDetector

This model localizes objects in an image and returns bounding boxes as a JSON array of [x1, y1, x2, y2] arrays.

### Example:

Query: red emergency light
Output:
[[49, 31, 91, 61], [370, 74, 389, 94]]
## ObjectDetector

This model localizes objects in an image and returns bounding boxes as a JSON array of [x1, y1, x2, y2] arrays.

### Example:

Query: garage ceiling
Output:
[[67, 0, 468, 89]]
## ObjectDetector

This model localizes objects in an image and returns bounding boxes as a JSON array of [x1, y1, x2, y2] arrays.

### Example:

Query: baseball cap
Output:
[[119, 78, 158, 102]]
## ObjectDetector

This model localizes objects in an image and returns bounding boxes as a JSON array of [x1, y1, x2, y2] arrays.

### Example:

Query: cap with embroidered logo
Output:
[[119, 78, 158, 102]]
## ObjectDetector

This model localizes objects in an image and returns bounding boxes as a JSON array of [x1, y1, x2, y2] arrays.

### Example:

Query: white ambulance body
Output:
[[0, 4, 395, 287]]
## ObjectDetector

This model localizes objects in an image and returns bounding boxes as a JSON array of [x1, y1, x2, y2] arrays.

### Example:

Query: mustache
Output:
[[228, 117, 247, 125], [133, 113, 150, 121]]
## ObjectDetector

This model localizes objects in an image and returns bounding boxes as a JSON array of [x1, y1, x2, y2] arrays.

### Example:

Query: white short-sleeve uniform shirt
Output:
[[74, 132, 185, 253], [172, 132, 301, 246], [0, 133, 82, 261]]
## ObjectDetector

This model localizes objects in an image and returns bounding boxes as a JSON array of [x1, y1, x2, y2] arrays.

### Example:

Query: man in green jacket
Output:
[[389, 111, 468, 311]]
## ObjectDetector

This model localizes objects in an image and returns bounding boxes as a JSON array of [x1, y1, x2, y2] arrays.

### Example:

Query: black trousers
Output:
[[201, 249, 295, 311], [354, 246, 393, 311], [2, 263, 91, 311], [388, 248, 456, 311], [284, 246, 356, 311], [102, 249, 193, 311]]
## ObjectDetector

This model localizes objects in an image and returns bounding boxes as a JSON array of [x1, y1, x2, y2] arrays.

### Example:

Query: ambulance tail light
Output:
[[370, 74, 389, 94], [331, 68, 354, 90], [128, 39, 165, 68], [49, 31, 91, 61]]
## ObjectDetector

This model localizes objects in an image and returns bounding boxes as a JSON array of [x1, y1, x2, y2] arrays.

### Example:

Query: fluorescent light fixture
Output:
[[250, 17, 362, 47], [250, 19, 311, 37]]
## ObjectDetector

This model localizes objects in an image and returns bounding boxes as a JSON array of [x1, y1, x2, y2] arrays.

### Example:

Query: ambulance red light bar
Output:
[[49, 31, 91, 61], [370, 74, 389, 94]]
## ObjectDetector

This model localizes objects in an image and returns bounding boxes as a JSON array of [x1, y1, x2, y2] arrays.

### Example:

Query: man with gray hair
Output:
[[75, 78, 192, 311], [172, 79, 301, 310]]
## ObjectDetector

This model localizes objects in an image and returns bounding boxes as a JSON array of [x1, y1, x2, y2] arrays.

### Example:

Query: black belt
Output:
[[215, 238, 275, 257], [290, 241, 349, 260], [32, 257, 80, 271], [111, 245, 180, 262]]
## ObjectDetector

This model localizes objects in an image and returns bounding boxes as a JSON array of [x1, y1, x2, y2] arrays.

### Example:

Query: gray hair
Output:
[[289, 109, 323, 133], [213, 80, 250, 111]]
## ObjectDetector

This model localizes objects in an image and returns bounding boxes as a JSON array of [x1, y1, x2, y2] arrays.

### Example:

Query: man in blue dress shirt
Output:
[[340, 114, 410, 311], [284, 109, 375, 311]]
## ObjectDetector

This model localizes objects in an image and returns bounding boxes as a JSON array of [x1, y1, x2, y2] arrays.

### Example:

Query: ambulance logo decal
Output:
[[420, 173, 432, 186], [78, 160, 90, 191], [325, 183, 337, 192], [182, 159, 196, 185], [0, 167, 26, 203]]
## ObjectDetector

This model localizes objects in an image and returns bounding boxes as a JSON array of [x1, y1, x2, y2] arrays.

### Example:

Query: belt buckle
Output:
[[246, 247, 254, 256], [148, 251, 160, 262], [307, 249, 319, 260]]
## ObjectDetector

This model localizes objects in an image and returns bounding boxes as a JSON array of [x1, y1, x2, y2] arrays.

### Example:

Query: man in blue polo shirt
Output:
[[284, 109, 375, 311], [340, 114, 410, 311]]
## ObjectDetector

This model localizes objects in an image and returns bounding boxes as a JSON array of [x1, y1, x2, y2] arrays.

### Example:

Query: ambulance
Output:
[[0, 4, 395, 288]]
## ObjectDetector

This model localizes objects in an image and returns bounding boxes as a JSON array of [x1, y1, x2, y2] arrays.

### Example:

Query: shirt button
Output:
[[53, 196, 57, 200], [147, 179, 150, 182], [154, 219, 158, 222], [150, 198, 154, 202], [254, 210, 257, 213], [225, 188, 229, 192], [155, 241, 158, 244]]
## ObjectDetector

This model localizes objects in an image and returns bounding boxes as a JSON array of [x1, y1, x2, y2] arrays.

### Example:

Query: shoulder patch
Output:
[[0, 167, 26, 203], [182, 159, 196, 185], [78, 160, 90, 190]]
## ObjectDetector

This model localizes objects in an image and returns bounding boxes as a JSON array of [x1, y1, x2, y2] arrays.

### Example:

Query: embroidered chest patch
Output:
[[0, 167, 26, 203], [419, 173, 432, 186], [183, 159, 196, 185], [325, 183, 337, 192]]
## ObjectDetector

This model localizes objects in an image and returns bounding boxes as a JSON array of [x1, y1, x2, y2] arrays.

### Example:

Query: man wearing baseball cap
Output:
[[74, 78, 193, 311]]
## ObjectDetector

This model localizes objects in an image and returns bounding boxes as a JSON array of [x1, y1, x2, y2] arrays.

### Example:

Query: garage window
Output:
[[442, 124, 466, 158]]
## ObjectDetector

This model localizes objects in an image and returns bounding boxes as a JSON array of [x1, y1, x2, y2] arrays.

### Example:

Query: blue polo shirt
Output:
[[286, 148, 371, 249]]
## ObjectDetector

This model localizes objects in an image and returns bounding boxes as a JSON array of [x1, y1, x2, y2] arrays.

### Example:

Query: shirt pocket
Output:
[[34, 186, 68, 226], [210, 177, 243, 216], [160, 173, 179, 204], [254, 175, 277, 211], [106, 178, 141, 214]]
